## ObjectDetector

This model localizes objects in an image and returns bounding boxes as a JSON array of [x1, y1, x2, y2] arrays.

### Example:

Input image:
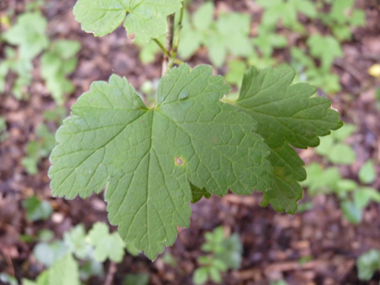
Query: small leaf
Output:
[[86, 222, 125, 262], [193, 267, 209, 285], [307, 35, 343, 71], [359, 160, 376, 184], [73, 0, 182, 42], [63, 224, 93, 259], [357, 249, 380, 281], [22, 196, 53, 222], [327, 144, 356, 165], [331, 124, 356, 141], [340, 200, 362, 224], [33, 241, 68, 267], [124, 273, 149, 285], [48, 254, 80, 285], [354, 187, 380, 209], [3, 12, 49, 60]]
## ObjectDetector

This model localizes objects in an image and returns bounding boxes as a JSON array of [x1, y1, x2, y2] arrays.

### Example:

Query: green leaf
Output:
[[49, 64, 272, 259], [307, 35, 343, 71], [331, 124, 356, 141], [41, 41, 80, 104], [341, 200, 362, 224], [192, 2, 214, 31], [22, 195, 53, 222], [3, 12, 49, 60], [193, 267, 209, 285], [234, 66, 342, 213], [357, 249, 380, 281], [208, 267, 222, 283], [354, 187, 380, 209], [86, 222, 125, 262], [327, 143, 356, 165], [48, 254, 80, 285], [225, 60, 247, 87], [73, 0, 182, 42], [179, 7, 251, 67], [214, 233, 242, 269], [358, 160, 376, 184], [257, 0, 316, 29], [124, 273, 149, 285], [63, 224, 93, 259], [190, 182, 211, 203], [302, 163, 341, 196], [33, 241, 68, 267], [52, 40, 81, 60]]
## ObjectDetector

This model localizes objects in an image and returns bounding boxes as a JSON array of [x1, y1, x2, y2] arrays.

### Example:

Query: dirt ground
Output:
[[1, 0, 380, 284]]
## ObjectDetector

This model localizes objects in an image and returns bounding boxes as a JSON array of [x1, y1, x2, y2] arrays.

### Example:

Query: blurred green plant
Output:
[[41, 40, 81, 104], [178, 2, 251, 67], [315, 124, 356, 165], [319, 0, 365, 41], [0, 117, 8, 142], [25, 222, 143, 284], [302, 159, 379, 224], [356, 249, 380, 281], [193, 226, 242, 285], [22, 195, 53, 222], [22, 124, 56, 175], [0, 9, 80, 103]]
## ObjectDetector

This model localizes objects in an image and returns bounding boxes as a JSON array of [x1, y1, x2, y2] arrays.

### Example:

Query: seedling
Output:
[[193, 227, 242, 285], [356, 249, 380, 281], [315, 123, 356, 165], [302, 159, 379, 224], [178, 2, 251, 67]]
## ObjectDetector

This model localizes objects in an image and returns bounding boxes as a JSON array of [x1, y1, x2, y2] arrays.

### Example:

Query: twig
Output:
[[104, 261, 117, 285], [167, 5, 184, 71], [162, 14, 175, 76]]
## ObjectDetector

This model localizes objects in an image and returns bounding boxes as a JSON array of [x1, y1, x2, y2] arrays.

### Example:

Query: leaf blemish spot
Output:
[[175, 157, 184, 166]]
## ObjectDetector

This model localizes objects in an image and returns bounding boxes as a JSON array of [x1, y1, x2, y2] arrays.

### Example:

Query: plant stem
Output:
[[153, 38, 169, 57], [167, 5, 184, 71], [162, 13, 175, 76], [104, 261, 117, 285]]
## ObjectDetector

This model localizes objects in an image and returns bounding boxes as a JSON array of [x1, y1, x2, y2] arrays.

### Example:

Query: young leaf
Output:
[[49, 64, 272, 259], [73, 0, 182, 42], [86, 222, 125, 262], [358, 160, 376, 184], [357, 249, 380, 281], [63, 224, 92, 259], [307, 35, 343, 71], [233, 66, 342, 213], [48, 254, 80, 285], [3, 12, 49, 60]]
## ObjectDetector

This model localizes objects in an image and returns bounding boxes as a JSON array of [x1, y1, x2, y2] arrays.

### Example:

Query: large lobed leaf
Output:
[[233, 66, 342, 213], [73, 0, 181, 42], [49, 64, 272, 259]]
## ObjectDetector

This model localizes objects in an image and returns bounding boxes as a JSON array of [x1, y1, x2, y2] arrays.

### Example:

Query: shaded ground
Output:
[[1, 0, 380, 284]]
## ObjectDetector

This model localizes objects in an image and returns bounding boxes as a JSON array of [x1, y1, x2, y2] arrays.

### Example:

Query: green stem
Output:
[[153, 38, 169, 57]]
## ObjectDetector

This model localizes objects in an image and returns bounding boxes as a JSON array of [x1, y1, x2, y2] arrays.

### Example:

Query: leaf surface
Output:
[[234, 66, 342, 213], [87, 222, 125, 262], [49, 64, 272, 259], [73, 0, 181, 42]]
